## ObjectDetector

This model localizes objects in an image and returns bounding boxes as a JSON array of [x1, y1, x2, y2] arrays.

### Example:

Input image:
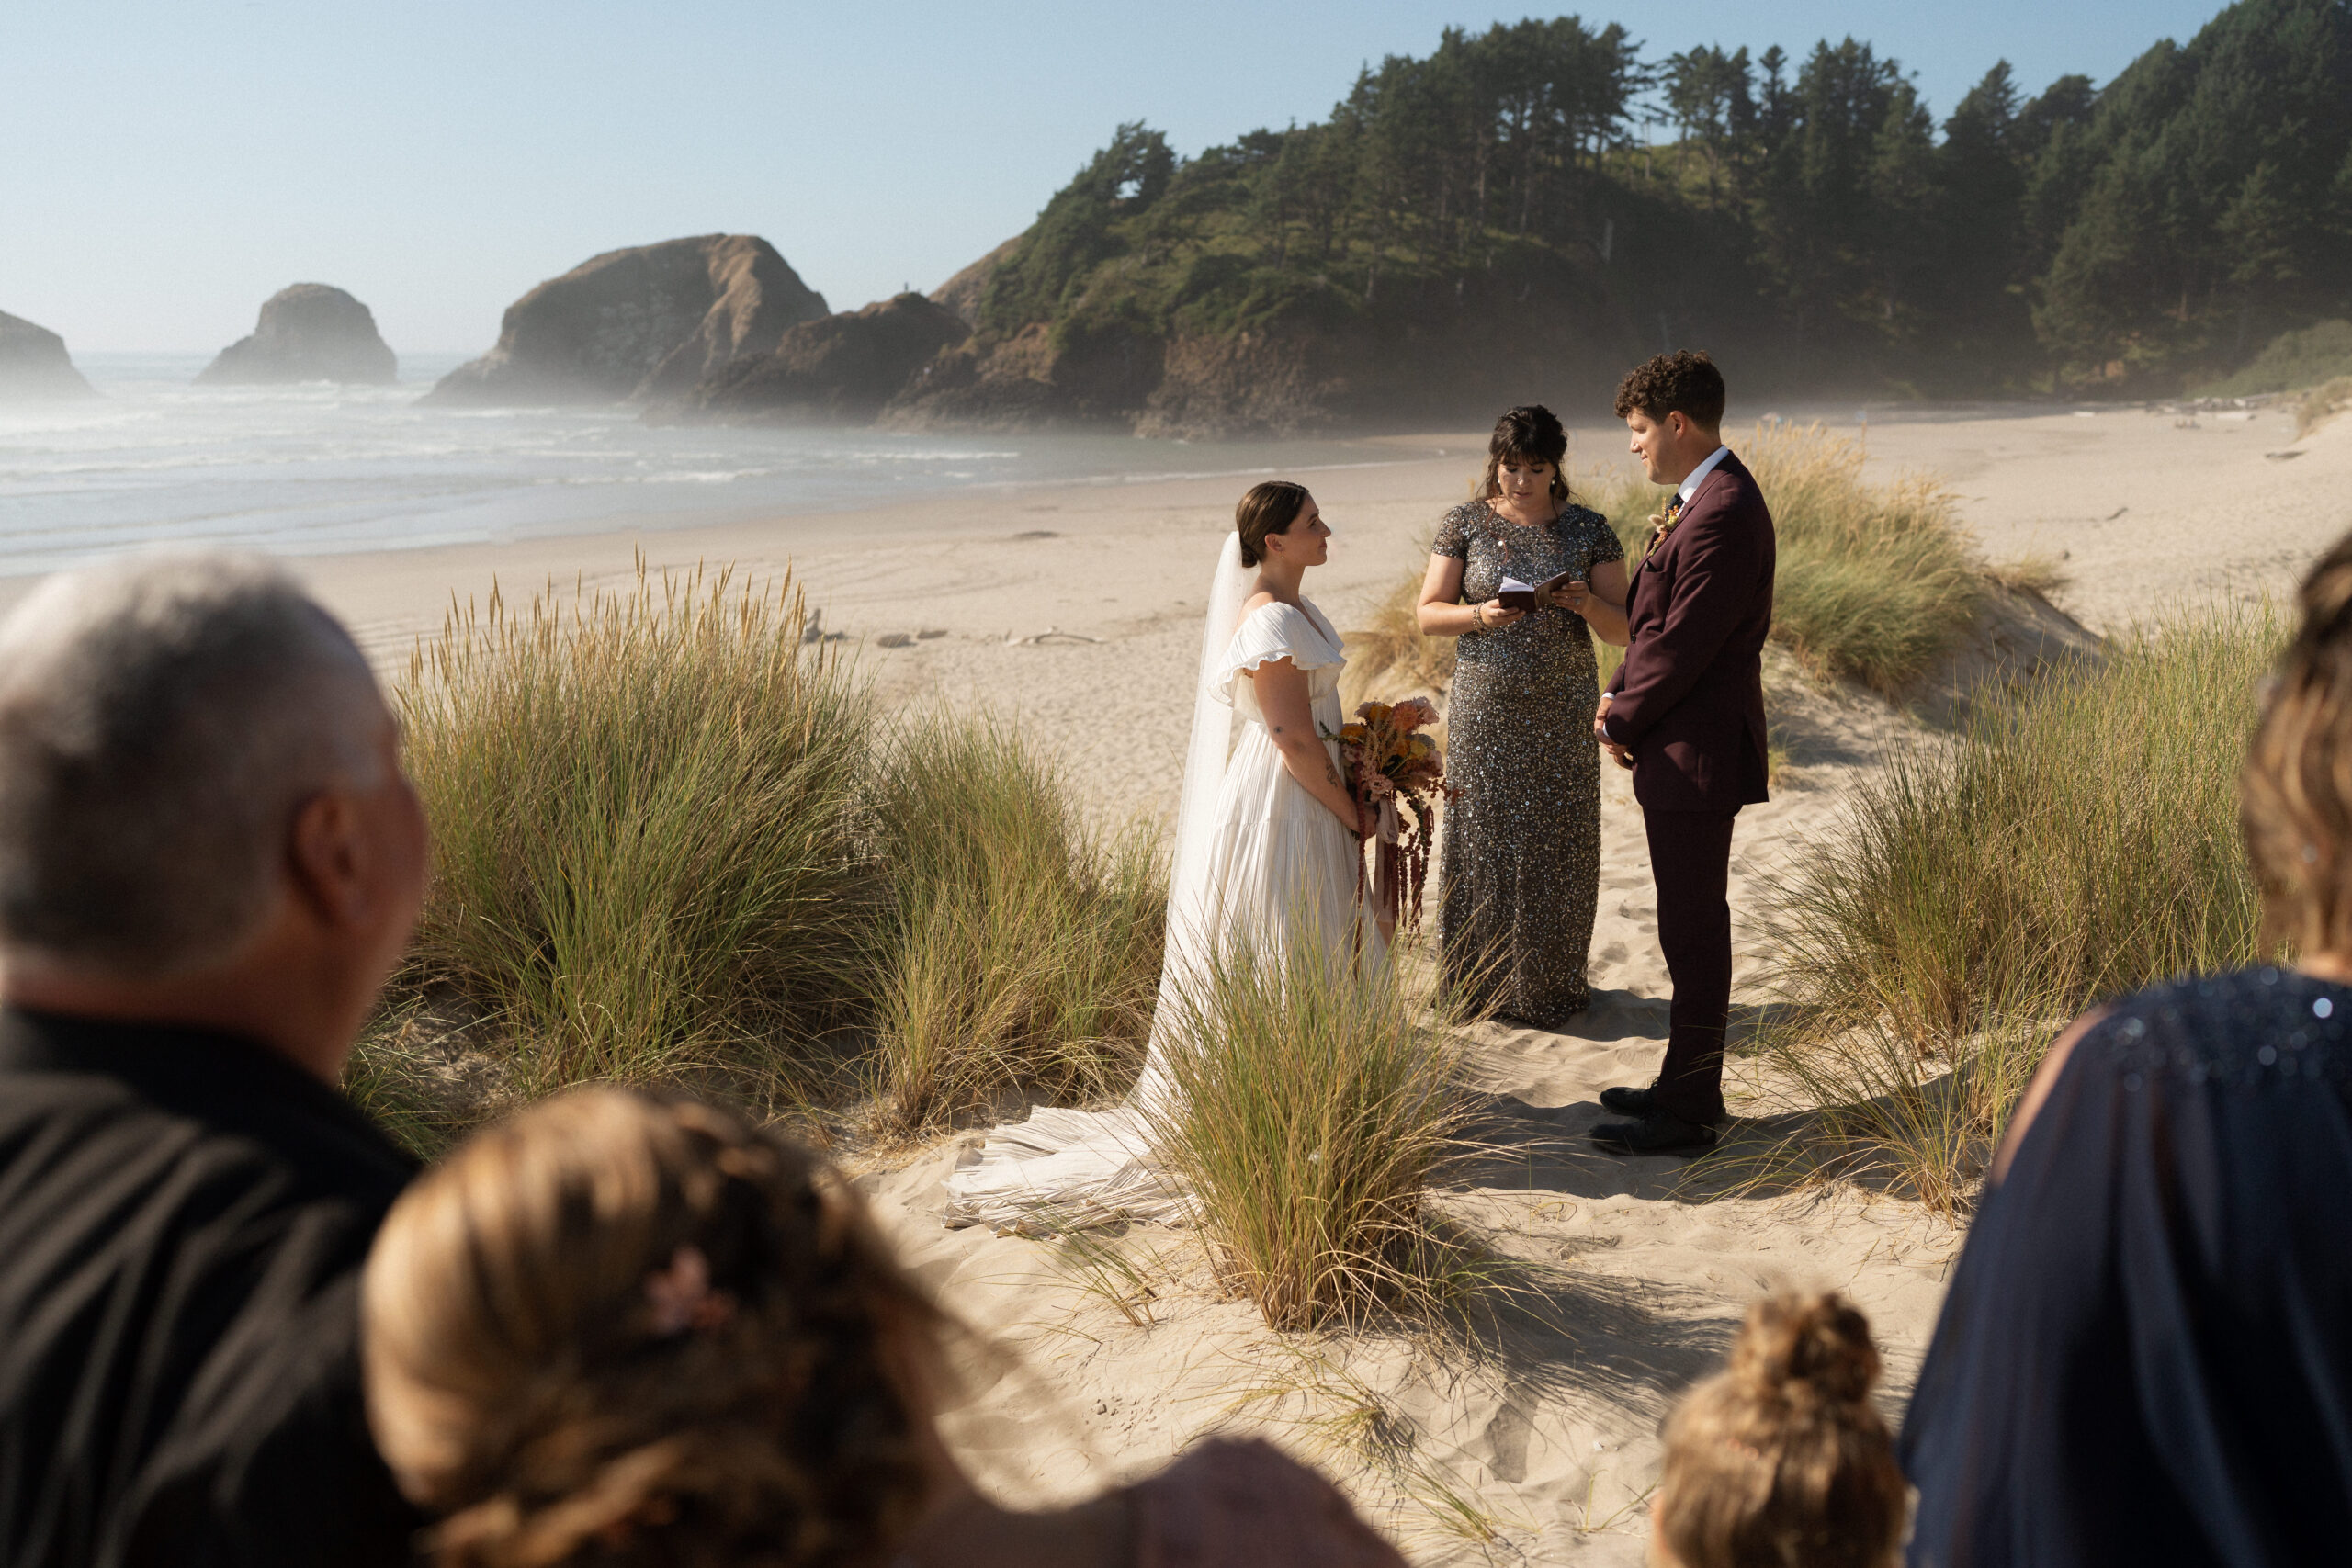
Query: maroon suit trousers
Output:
[[1644, 807, 1738, 1123]]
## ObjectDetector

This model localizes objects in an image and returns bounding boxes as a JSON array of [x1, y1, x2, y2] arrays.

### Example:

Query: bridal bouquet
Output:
[[1329, 698, 1453, 938]]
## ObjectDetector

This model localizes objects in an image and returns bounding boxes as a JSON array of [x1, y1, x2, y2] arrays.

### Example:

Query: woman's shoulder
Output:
[[2078, 967, 2352, 1083]]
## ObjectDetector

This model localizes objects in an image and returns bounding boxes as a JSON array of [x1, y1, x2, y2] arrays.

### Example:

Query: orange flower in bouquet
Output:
[[1324, 696, 1455, 939]]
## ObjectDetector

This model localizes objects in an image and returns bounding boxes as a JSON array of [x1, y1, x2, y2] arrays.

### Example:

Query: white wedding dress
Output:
[[942, 536, 1384, 1230]]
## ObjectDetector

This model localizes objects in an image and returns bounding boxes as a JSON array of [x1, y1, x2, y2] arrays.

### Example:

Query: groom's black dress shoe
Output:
[[1590, 1111, 1720, 1156], [1599, 1083, 1658, 1117]]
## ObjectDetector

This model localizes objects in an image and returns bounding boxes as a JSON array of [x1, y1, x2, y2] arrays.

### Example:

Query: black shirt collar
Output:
[[0, 1005, 419, 1186]]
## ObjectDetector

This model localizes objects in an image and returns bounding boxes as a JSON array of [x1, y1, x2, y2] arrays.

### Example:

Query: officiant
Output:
[[1417, 404, 1628, 1027]]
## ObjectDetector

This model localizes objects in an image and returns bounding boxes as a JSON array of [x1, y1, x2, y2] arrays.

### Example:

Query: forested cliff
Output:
[[870, 0, 2350, 434]]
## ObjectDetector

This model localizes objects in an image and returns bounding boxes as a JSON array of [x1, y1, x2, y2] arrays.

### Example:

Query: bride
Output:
[[944, 480, 1382, 1229]]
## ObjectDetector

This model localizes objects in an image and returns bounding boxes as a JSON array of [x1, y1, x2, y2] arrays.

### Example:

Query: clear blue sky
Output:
[[0, 0, 2228, 355]]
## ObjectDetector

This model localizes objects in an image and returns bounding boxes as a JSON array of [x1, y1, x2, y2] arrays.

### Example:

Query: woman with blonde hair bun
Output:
[[1650, 1292, 1904, 1568], [1901, 527, 2352, 1566], [362, 1089, 1406, 1568]]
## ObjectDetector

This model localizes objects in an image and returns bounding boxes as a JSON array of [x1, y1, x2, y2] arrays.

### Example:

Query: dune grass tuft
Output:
[[1347, 423, 1984, 708], [1589, 423, 1984, 696], [2300, 377, 2352, 440], [1340, 560, 1457, 708], [866, 715, 1164, 1135], [394, 566, 877, 1101], [2201, 318, 2352, 398], [387, 563, 1167, 1134], [1748, 604, 2279, 1213], [1147, 927, 1475, 1330]]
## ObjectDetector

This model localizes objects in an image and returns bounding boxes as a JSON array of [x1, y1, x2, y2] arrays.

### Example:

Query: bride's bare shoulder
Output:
[[1240, 590, 1282, 617]]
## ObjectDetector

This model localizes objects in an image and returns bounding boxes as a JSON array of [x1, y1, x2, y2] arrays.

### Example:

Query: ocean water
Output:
[[0, 353, 1391, 578]]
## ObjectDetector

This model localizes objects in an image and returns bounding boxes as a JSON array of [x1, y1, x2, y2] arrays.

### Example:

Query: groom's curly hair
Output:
[[1614, 351, 1726, 430]]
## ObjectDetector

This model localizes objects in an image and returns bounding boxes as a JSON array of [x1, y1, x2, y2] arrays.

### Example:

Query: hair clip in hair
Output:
[[644, 1246, 735, 1337]]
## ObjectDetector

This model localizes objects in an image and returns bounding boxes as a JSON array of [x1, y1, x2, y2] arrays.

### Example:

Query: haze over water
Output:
[[0, 355, 1389, 579]]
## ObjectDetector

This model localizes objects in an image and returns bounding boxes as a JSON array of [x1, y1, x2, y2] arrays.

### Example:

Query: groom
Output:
[[1589, 351, 1775, 1156]]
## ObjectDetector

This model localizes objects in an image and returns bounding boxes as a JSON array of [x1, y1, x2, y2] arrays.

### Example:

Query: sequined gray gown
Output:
[[1433, 500, 1625, 1026]]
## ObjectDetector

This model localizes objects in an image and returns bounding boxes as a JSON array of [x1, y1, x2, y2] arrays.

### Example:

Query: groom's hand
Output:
[[1594, 694, 1634, 770]]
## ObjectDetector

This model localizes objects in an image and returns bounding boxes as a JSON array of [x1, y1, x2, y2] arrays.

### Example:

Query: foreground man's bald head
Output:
[[0, 551, 432, 1568]]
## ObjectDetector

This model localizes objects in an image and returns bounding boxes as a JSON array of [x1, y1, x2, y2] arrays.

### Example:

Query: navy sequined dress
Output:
[[1431, 499, 1623, 1025], [1902, 966, 2352, 1568]]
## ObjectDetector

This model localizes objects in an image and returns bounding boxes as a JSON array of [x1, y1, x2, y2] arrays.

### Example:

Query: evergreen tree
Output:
[[967, 0, 2352, 397]]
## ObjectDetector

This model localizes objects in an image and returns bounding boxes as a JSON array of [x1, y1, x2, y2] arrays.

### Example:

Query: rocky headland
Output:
[[197, 284, 397, 385], [654, 133, 1643, 438], [0, 310, 96, 401], [427, 235, 828, 406], [676, 293, 967, 424]]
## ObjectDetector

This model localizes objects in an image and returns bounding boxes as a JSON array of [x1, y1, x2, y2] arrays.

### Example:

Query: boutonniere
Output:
[[1649, 493, 1687, 547]]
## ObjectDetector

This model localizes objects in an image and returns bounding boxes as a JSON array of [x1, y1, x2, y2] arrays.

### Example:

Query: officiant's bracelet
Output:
[[1472, 604, 1488, 632]]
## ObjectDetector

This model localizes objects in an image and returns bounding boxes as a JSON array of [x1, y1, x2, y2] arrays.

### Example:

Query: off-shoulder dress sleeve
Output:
[[1431, 503, 1476, 561], [1216, 604, 1340, 705]]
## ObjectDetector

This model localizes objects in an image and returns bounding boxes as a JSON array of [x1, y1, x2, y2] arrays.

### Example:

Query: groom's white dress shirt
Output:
[[1678, 444, 1732, 508]]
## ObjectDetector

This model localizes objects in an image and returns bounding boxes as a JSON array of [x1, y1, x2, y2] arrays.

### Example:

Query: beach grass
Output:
[[2300, 377, 2352, 439], [393, 565, 877, 1102], [866, 715, 1164, 1134], [2200, 319, 2352, 399], [1340, 558, 1457, 708], [1345, 423, 1982, 709], [1747, 603, 2279, 1212], [1590, 423, 1984, 696], [381, 563, 1171, 1138], [1147, 924, 1476, 1330]]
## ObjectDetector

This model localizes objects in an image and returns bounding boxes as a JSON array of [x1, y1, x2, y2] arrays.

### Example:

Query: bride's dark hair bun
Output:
[[1235, 480, 1311, 568]]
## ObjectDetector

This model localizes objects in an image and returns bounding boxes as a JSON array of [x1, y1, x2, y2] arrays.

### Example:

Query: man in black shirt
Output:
[[0, 553, 431, 1567]]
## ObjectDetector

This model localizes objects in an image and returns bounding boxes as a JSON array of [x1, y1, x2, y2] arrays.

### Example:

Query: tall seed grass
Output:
[[2300, 377, 2352, 439], [1752, 604, 2280, 1213], [1348, 424, 1982, 708], [396, 567, 877, 1098], [1147, 926, 1474, 1330], [867, 716, 1164, 1134], [1340, 560, 1457, 706], [1590, 423, 1984, 696]]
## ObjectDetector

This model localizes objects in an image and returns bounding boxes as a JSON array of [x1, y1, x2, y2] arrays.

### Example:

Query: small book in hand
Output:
[[1498, 570, 1580, 611]]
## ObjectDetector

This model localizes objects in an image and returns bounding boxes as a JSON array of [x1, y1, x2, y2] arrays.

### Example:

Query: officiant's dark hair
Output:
[[1235, 480, 1312, 568], [2245, 529, 2352, 954], [1480, 405, 1570, 503]]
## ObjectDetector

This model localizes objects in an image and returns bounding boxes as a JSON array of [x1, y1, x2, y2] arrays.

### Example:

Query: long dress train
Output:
[[941, 582, 1381, 1230]]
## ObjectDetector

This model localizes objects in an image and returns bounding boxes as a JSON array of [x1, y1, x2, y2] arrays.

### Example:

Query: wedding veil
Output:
[[938, 529, 1254, 1229], [1135, 530, 1256, 1102]]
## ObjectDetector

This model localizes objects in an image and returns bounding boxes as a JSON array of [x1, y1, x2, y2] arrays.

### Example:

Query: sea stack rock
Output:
[[197, 284, 398, 385], [682, 293, 968, 423], [0, 310, 96, 400], [427, 235, 828, 406]]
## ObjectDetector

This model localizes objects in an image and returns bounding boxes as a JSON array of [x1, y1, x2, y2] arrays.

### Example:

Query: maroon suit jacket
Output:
[[1602, 450, 1775, 812]]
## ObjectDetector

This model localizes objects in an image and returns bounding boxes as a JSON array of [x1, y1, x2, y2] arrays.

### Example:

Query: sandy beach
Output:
[[27, 401, 2347, 1560]]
